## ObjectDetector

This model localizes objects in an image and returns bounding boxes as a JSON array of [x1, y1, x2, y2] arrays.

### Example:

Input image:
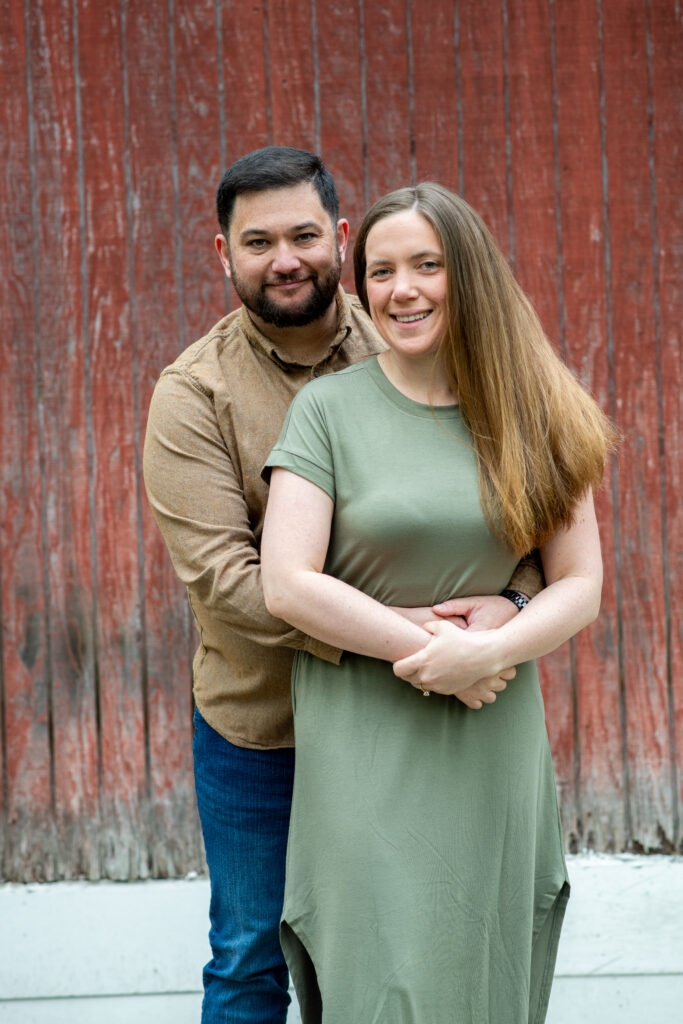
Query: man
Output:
[[143, 147, 542, 1023]]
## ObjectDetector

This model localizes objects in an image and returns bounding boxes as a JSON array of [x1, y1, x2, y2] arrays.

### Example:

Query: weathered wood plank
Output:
[[315, 0, 366, 291], [266, 0, 316, 151], [174, 0, 227, 342], [26, 0, 100, 879], [554, 0, 625, 852], [123, 0, 204, 876], [412, 0, 460, 188], [649, 0, 683, 852], [0, 0, 57, 881], [0, 0, 680, 876], [506, 0, 579, 847], [602, 0, 671, 849], [457, 0, 509, 250], [75, 0, 148, 878], [220, 0, 270, 310], [362, 0, 412, 201], [221, 0, 270, 161]]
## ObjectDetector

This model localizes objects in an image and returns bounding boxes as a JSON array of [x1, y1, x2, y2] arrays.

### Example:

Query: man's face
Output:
[[216, 183, 349, 329]]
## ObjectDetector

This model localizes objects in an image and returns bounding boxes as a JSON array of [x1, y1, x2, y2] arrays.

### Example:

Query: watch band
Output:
[[499, 589, 529, 611]]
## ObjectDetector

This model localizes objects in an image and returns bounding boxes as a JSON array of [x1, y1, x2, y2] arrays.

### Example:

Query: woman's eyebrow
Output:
[[366, 249, 441, 268]]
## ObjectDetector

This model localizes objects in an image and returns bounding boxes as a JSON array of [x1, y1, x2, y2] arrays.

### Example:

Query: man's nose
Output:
[[271, 243, 302, 275]]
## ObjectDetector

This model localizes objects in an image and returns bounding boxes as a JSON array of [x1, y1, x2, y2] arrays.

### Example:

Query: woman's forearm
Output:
[[393, 491, 604, 694], [487, 574, 601, 671], [265, 568, 430, 662], [393, 573, 600, 693]]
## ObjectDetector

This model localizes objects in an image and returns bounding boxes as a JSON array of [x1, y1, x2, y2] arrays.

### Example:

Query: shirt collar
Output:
[[240, 288, 353, 372]]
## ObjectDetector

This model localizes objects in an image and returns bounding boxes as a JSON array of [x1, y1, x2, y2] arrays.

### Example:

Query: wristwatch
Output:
[[499, 589, 529, 611]]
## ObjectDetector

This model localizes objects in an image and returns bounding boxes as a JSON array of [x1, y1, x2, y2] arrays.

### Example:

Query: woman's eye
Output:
[[369, 268, 391, 280], [419, 260, 440, 271]]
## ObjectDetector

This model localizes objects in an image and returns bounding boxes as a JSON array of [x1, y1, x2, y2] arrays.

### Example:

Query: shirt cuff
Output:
[[303, 635, 343, 664]]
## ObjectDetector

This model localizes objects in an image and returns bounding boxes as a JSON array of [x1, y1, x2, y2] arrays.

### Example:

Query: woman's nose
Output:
[[391, 270, 419, 300]]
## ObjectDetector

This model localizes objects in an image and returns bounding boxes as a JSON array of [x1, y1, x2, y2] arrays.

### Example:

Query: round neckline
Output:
[[366, 355, 461, 420]]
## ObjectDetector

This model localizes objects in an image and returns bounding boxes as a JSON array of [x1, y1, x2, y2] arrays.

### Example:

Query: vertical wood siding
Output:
[[0, 0, 680, 880]]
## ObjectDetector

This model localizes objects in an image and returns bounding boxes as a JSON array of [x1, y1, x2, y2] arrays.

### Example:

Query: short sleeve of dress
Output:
[[262, 381, 335, 501]]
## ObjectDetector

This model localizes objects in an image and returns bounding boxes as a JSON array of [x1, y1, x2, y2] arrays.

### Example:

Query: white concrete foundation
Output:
[[1, 854, 681, 1023]]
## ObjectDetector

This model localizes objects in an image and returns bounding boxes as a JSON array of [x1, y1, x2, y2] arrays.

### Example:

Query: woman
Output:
[[261, 183, 618, 1023]]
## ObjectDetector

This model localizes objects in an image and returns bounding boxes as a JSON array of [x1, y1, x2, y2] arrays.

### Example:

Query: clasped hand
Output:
[[394, 596, 518, 710]]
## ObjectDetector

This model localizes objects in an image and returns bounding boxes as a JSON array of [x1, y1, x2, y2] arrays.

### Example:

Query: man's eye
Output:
[[247, 239, 269, 249], [296, 233, 316, 242]]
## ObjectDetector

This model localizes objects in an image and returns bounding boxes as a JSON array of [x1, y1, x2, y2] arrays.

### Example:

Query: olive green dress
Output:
[[265, 356, 569, 1024]]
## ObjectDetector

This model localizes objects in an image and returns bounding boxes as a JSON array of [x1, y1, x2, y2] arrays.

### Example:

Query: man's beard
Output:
[[229, 251, 342, 328]]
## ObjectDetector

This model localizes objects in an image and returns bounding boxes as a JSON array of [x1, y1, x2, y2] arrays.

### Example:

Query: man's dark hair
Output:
[[216, 146, 339, 237]]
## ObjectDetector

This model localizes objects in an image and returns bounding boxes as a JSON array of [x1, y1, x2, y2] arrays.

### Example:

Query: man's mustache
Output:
[[263, 273, 312, 286]]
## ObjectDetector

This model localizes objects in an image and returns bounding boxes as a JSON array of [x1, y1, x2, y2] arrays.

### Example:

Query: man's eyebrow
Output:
[[239, 220, 324, 241]]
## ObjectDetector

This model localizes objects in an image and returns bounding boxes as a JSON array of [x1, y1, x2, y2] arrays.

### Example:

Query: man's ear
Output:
[[336, 219, 350, 263], [215, 234, 232, 278]]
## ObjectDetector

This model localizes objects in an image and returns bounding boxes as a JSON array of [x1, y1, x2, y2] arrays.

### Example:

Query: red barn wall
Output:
[[0, 0, 680, 880]]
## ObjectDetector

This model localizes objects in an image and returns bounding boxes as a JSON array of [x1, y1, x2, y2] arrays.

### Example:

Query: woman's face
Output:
[[364, 210, 447, 365]]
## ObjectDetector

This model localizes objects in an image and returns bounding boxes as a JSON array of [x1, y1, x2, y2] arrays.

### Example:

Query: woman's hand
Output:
[[393, 619, 506, 695], [455, 665, 517, 709], [395, 491, 603, 699]]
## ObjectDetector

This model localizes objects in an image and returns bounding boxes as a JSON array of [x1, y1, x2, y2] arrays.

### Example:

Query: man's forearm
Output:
[[505, 549, 545, 600]]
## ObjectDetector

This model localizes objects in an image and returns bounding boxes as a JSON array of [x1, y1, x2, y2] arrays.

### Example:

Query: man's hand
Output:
[[432, 594, 521, 631], [391, 605, 467, 629]]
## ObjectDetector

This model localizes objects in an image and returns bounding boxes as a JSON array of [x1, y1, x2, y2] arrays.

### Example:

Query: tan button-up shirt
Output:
[[144, 288, 543, 749], [143, 289, 385, 748]]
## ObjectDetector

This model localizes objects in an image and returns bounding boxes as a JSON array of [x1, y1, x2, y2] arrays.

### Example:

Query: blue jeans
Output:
[[193, 708, 295, 1023]]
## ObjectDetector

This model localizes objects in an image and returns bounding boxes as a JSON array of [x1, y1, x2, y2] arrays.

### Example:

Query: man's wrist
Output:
[[499, 589, 529, 612]]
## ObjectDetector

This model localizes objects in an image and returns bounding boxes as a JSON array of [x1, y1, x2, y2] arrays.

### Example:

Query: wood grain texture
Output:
[[267, 0, 316, 151], [411, 0, 459, 188], [122, 0, 203, 877], [75, 0, 148, 879], [554, 0, 625, 852], [315, 0, 366, 291], [506, 0, 580, 847], [220, 0, 271, 310], [0, 0, 680, 877], [174, 0, 228, 341], [362, 0, 412, 201], [221, 0, 270, 158], [457, 0, 509, 249], [26, 0, 100, 879], [602, 0, 671, 849], [0, 0, 57, 880], [648, 0, 682, 851]]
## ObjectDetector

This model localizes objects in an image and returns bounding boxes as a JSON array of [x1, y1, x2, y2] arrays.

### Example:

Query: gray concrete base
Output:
[[0, 994, 203, 1024], [2, 855, 681, 1023]]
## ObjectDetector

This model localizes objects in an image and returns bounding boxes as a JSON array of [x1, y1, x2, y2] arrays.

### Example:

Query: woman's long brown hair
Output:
[[354, 183, 620, 555]]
